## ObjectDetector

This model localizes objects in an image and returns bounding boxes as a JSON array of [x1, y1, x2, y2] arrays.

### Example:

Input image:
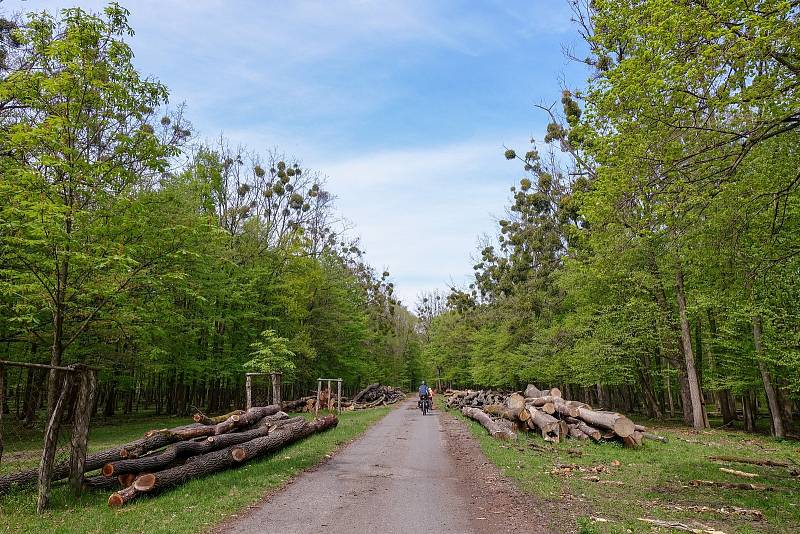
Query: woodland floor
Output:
[[447, 401, 800, 533], [0, 407, 391, 534]]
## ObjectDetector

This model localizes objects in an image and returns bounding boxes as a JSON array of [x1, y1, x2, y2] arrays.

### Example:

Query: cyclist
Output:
[[418, 381, 431, 412]]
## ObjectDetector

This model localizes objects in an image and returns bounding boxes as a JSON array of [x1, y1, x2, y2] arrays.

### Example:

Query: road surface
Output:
[[220, 399, 553, 533]]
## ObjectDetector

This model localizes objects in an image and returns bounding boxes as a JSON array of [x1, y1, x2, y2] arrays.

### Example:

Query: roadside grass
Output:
[[445, 402, 800, 533], [0, 407, 391, 534]]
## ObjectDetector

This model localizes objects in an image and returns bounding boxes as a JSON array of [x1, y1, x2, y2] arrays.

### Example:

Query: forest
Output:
[[0, 4, 425, 425], [421, 0, 800, 437]]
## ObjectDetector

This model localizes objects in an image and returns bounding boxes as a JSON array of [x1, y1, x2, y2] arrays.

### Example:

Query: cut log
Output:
[[193, 409, 246, 425], [576, 408, 635, 438], [103, 416, 306, 476], [720, 468, 759, 478], [567, 424, 589, 440], [507, 393, 526, 411], [708, 456, 790, 468], [82, 475, 125, 492], [524, 384, 545, 398], [214, 405, 282, 435], [280, 397, 314, 412], [111, 415, 338, 506], [622, 431, 644, 448], [462, 407, 516, 440], [564, 417, 602, 441], [484, 404, 523, 422], [107, 484, 139, 507], [352, 383, 380, 403], [526, 407, 560, 442], [688, 480, 768, 491], [552, 401, 580, 418]]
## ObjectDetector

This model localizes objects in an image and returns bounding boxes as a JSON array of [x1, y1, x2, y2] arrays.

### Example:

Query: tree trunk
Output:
[[103, 416, 302, 477], [751, 315, 784, 438], [109, 415, 338, 507], [576, 407, 636, 437], [675, 265, 707, 430], [462, 407, 515, 440]]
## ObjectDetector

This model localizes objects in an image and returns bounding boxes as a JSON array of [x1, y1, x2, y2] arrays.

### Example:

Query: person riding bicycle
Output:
[[418, 381, 431, 410]]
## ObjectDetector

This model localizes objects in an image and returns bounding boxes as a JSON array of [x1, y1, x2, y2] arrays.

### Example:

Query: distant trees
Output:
[[425, 0, 800, 436], [0, 4, 419, 421]]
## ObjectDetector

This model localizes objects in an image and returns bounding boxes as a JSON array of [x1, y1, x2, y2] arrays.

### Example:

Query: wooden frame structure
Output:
[[315, 378, 343, 415], [0, 360, 97, 513], [245, 372, 282, 410]]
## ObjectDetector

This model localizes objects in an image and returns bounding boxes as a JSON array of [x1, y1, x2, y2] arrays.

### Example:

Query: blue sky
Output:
[[7, 0, 588, 305]]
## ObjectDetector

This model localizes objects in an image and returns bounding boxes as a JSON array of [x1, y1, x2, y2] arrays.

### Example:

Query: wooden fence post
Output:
[[69, 367, 96, 497], [315, 379, 321, 416], [337, 379, 342, 413], [271, 372, 281, 405], [0, 363, 5, 466], [246, 375, 252, 410], [37, 371, 72, 513]]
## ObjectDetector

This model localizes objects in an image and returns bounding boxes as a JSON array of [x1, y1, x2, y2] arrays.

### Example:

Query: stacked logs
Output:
[[345, 383, 406, 410], [0, 404, 338, 505], [446, 385, 660, 448]]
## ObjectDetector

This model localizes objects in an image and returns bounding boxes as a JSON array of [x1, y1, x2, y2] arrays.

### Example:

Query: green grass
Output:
[[0, 407, 391, 534], [446, 402, 800, 533]]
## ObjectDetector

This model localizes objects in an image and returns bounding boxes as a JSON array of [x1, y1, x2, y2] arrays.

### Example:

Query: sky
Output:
[[5, 0, 588, 306]]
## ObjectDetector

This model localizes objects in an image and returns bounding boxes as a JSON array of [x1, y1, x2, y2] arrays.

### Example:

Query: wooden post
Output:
[[0, 363, 5, 466], [337, 379, 342, 413], [327, 379, 332, 411], [69, 367, 96, 496], [246, 375, 252, 410], [37, 371, 71, 513], [271, 372, 282, 405], [315, 379, 322, 416]]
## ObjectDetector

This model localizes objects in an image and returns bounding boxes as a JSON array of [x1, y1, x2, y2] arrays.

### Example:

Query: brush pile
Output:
[[0, 404, 338, 505], [445, 384, 659, 448]]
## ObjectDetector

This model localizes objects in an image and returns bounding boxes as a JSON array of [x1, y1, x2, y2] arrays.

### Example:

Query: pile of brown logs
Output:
[[0, 404, 338, 506], [346, 383, 406, 409], [446, 384, 663, 448]]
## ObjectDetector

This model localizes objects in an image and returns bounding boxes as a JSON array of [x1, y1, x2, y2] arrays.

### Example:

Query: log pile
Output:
[[446, 385, 661, 447], [0, 405, 338, 504], [345, 383, 406, 410]]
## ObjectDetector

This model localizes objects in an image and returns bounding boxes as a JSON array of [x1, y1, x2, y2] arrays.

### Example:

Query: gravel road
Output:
[[219, 399, 553, 533]]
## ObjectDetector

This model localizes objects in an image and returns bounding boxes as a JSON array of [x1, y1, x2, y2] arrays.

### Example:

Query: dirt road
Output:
[[219, 400, 553, 533]]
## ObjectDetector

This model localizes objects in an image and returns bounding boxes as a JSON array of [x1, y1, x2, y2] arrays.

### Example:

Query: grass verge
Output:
[[445, 402, 800, 533], [0, 407, 391, 534]]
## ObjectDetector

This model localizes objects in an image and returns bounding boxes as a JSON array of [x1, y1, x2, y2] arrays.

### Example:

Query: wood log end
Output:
[[133, 473, 156, 492], [231, 447, 247, 462], [192, 413, 203, 423], [118, 448, 129, 459], [108, 493, 124, 507], [101, 463, 115, 477], [614, 417, 637, 438]]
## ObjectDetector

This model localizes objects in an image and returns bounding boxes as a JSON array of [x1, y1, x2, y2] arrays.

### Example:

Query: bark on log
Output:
[[109, 415, 338, 506], [462, 407, 516, 440], [708, 456, 789, 468], [506, 393, 526, 411], [643, 432, 668, 444], [576, 407, 635, 438], [524, 384, 545, 398], [103, 417, 305, 476], [622, 431, 644, 448], [567, 424, 589, 440], [352, 383, 380, 403], [688, 480, 767, 491], [193, 409, 245, 425], [526, 407, 560, 442], [564, 417, 602, 441], [484, 404, 523, 422]]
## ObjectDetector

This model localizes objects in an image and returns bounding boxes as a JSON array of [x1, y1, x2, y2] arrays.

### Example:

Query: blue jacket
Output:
[[418, 384, 429, 396]]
